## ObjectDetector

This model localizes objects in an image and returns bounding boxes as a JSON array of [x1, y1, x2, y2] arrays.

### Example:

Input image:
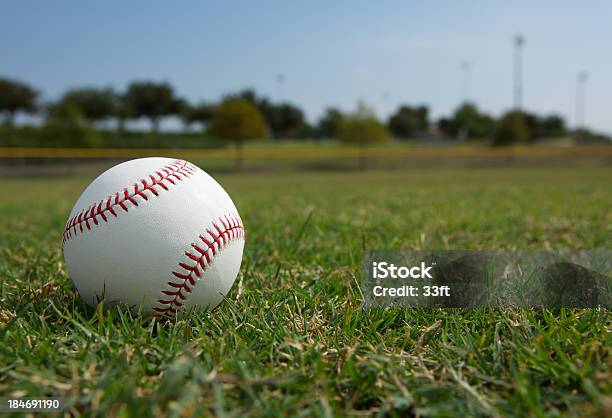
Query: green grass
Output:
[[1, 166, 611, 417]]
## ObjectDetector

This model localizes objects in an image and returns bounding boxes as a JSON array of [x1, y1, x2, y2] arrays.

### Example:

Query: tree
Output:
[[438, 103, 495, 140], [493, 110, 528, 146], [42, 104, 99, 147], [388, 105, 429, 139], [0, 78, 38, 125], [317, 107, 343, 139], [523, 112, 566, 141], [56, 87, 117, 125], [231, 89, 273, 132], [114, 93, 133, 133], [299, 121, 319, 138], [234, 89, 259, 105], [537, 115, 566, 137], [229, 89, 305, 139], [339, 103, 387, 170], [180, 101, 215, 131], [176, 99, 192, 131], [269, 103, 304, 138], [123, 81, 180, 133], [208, 98, 267, 170]]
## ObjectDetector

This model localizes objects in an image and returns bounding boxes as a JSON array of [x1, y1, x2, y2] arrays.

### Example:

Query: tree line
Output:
[[0, 76, 586, 150]]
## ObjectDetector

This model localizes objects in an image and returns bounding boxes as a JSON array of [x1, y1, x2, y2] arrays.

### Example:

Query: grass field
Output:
[[1, 165, 611, 417]]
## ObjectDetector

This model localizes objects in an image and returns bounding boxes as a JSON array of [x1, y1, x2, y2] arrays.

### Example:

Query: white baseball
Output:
[[62, 157, 245, 316]]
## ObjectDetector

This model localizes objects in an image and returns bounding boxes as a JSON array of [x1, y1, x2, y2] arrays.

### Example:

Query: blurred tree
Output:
[[299, 121, 319, 138], [388, 105, 429, 139], [55, 87, 117, 125], [234, 89, 259, 105], [572, 128, 612, 144], [42, 104, 99, 147], [523, 112, 566, 141], [339, 103, 387, 169], [269, 103, 304, 138], [114, 93, 133, 133], [230, 89, 304, 139], [317, 107, 344, 139], [438, 103, 495, 140], [180, 101, 215, 131], [538, 115, 566, 137], [231, 89, 272, 131], [0, 78, 38, 125], [123, 81, 180, 133], [493, 110, 528, 146], [208, 98, 267, 170], [176, 99, 192, 131]]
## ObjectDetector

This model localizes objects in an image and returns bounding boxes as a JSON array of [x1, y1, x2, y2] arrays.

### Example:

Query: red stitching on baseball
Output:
[[153, 215, 245, 316], [61, 160, 197, 246]]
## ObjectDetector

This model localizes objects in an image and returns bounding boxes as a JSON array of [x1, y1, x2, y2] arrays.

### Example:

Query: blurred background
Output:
[[1, 0, 611, 172]]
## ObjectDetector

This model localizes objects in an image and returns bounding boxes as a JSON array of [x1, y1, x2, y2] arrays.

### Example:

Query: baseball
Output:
[[62, 157, 245, 316]]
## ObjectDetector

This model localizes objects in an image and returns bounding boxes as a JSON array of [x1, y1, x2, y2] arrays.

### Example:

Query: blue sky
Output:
[[2, 1, 611, 133]]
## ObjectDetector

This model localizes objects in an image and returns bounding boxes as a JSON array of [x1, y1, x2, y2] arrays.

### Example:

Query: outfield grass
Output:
[[0, 166, 611, 417]]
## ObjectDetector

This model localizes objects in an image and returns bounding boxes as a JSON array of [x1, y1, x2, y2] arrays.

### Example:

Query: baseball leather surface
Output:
[[62, 157, 245, 316]]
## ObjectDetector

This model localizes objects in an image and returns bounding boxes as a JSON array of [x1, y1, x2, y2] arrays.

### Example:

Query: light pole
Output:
[[513, 34, 525, 111], [461, 61, 471, 104], [575, 71, 588, 130]]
